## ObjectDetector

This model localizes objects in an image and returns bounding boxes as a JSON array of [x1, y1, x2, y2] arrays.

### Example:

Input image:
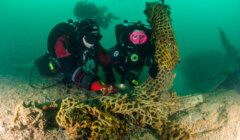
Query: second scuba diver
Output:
[[35, 19, 116, 94], [110, 20, 158, 87]]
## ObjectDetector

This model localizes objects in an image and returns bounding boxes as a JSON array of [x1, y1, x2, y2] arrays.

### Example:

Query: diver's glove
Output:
[[149, 64, 159, 79], [91, 81, 117, 95]]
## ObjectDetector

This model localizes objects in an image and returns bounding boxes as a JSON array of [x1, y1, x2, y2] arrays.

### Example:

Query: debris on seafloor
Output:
[[12, 104, 45, 139], [6, 2, 240, 140]]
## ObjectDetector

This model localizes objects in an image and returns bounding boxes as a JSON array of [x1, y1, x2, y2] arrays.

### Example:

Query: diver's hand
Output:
[[101, 85, 118, 95], [149, 64, 159, 79], [91, 81, 117, 95]]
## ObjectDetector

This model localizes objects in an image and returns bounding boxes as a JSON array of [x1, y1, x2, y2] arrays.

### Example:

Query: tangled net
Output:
[[56, 2, 195, 140], [139, 2, 180, 93], [56, 97, 126, 139]]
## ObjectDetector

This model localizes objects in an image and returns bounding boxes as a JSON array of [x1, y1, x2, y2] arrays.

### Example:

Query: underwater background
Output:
[[0, 0, 240, 95]]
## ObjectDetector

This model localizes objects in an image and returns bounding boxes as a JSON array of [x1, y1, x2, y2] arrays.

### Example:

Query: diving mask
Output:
[[129, 30, 147, 45]]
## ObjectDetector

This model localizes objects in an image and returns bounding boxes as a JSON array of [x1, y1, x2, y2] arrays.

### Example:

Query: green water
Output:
[[0, 0, 239, 95]]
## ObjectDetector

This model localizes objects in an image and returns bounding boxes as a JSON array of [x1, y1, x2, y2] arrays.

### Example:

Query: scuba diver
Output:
[[34, 19, 116, 94], [73, 1, 119, 29], [110, 20, 158, 87]]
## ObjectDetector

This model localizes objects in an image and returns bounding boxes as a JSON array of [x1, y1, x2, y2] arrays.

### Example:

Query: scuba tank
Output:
[[29, 19, 78, 89], [36, 19, 78, 76]]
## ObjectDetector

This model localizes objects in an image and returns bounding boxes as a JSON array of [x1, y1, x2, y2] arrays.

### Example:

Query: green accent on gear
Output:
[[131, 54, 139, 62], [131, 79, 139, 86], [49, 62, 54, 71]]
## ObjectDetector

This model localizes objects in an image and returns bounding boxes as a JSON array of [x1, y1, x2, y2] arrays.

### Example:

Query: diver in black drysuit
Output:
[[73, 1, 119, 29], [110, 21, 158, 87]]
